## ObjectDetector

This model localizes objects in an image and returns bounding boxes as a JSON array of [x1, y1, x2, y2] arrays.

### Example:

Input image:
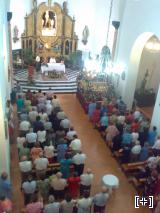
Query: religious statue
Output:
[[42, 11, 56, 30], [82, 26, 89, 45], [32, 0, 37, 9], [63, 1, 68, 14], [13, 25, 19, 43], [140, 69, 149, 91]]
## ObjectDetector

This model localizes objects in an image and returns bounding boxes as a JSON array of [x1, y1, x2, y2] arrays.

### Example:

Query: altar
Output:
[[41, 63, 65, 75]]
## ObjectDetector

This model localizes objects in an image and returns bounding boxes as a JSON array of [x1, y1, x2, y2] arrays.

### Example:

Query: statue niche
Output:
[[21, 2, 78, 60]]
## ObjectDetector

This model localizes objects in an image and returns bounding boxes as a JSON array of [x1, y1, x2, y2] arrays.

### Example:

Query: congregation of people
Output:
[[0, 89, 110, 213], [88, 96, 160, 210]]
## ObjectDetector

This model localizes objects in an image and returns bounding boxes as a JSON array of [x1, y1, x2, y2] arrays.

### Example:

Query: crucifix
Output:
[[48, 0, 52, 7]]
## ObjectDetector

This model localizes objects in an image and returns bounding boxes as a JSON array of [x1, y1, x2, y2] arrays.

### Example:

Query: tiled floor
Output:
[[10, 94, 151, 213]]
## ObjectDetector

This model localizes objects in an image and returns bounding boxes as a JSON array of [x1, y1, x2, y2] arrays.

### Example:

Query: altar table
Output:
[[41, 63, 65, 74]]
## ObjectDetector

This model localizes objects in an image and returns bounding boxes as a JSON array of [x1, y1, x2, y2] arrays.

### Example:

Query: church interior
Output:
[[1, 0, 160, 212]]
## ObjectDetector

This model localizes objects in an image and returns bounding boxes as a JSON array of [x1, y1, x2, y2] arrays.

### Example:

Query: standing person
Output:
[[70, 135, 82, 155], [0, 172, 12, 199], [72, 151, 87, 176], [35, 55, 41, 72], [22, 175, 37, 205], [77, 192, 92, 213], [61, 195, 75, 213], [93, 186, 109, 213], [16, 95, 24, 113], [60, 154, 73, 178], [67, 173, 80, 199], [44, 195, 60, 213], [148, 126, 157, 146], [80, 168, 94, 196], [105, 122, 119, 145], [0, 196, 12, 213], [57, 142, 68, 162], [25, 196, 43, 213], [34, 153, 49, 180], [50, 172, 67, 200], [19, 156, 32, 181], [88, 100, 96, 120]]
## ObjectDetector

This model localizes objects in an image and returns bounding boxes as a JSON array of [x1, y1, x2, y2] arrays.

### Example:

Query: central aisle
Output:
[[58, 94, 151, 213]]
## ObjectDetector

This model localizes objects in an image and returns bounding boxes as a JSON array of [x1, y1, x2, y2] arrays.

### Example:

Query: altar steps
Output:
[[13, 69, 79, 93]]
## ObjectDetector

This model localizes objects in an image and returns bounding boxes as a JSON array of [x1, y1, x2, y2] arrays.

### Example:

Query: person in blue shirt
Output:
[[139, 143, 149, 161], [88, 101, 96, 120], [0, 172, 12, 199], [60, 154, 72, 178], [148, 126, 157, 146], [122, 129, 132, 147], [100, 105, 108, 118], [100, 112, 108, 131], [16, 95, 24, 113]]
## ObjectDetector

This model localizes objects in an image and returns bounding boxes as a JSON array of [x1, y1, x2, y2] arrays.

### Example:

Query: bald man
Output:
[[93, 186, 109, 213], [80, 168, 94, 196]]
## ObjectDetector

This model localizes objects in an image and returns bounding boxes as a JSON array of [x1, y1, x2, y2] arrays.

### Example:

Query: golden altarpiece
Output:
[[21, 0, 78, 60]]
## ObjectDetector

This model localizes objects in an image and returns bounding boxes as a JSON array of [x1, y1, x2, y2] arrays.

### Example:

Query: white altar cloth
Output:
[[41, 63, 65, 74]]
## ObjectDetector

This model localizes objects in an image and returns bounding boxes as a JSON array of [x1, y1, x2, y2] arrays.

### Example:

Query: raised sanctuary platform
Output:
[[13, 68, 79, 93]]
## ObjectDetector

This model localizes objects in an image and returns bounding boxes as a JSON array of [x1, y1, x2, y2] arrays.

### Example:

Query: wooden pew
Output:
[[129, 177, 147, 195], [122, 161, 146, 175]]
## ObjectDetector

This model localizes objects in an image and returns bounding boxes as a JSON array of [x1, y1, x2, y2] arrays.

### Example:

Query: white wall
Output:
[[0, 0, 11, 174], [10, 0, 126, 55], [10, 0, 32, 50], [115, 0, 160, 107]]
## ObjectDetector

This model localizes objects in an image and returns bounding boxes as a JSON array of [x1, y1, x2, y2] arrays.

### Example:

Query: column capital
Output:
[[112, 21, 120, 30]]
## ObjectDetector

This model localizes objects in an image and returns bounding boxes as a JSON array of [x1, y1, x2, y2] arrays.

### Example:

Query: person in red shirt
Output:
[[67, 172, 80, 199], [131, 119, 140, 132], [0, 196, 12, 213]]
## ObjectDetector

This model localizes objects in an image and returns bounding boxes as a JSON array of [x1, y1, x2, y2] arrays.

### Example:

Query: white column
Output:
[[151, 85, 160, 134]]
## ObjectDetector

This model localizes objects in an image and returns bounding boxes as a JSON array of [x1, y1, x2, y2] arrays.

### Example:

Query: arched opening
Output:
[[124, 32, 160, 111]]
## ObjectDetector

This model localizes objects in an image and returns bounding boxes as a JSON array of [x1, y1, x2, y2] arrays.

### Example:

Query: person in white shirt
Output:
[[66, 127, 77, 142], [80, 168, 94, 196], [57, 110, 66, 120], [37, 127, 46, 147], [46, 100, 53, 116], [72, 151, 86, 176], [44, 145, 55, 163], [44, 120, 52, 131], [39, 109, 48, 122], [70, 135, 82, 153], [152, 136, 160, 150], [50, 172, 67, 200], [29, 108, 38, 123], [152, 136, 160, 156], [52, 95, 60, 108], [117, 115, 125, 124], [17, 136, 26, 150], [93, 186, 109, 213], [22, 175, 37, 205], [131, 131, 139, 143], [77, 192, 92, 213], [19, 120, 31, 135], [44, 195, 60, 213], [60, 118, 70, 130], [26, 128, 37, 148], [133, 110, 141, 120], [131, 140, 142, 161], [34, 153, 49, 179], [19, 156, 32, 181]]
